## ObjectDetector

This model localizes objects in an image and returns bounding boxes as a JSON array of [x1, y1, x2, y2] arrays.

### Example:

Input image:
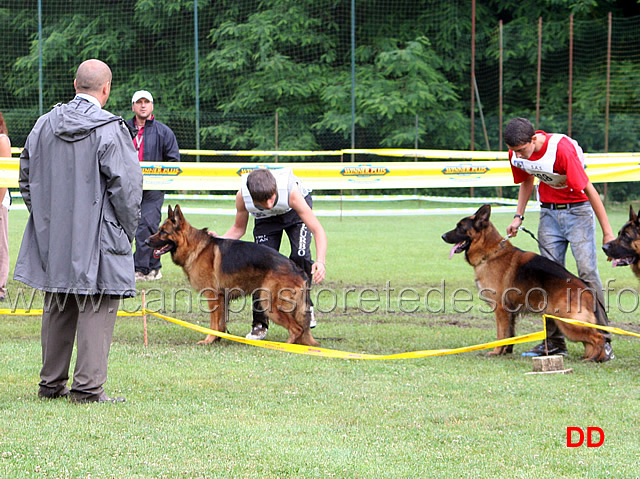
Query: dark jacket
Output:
[[14, 98, 143, 297], [126, 115, 180, 163]]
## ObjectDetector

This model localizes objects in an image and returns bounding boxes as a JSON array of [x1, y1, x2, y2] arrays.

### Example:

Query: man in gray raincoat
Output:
[[14, 59, 143, 403]]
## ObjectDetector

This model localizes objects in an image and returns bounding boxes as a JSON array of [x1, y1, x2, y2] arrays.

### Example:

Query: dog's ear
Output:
[[630, 205, 638, 223], [473, 204, 492, 229], [173, 204, 185, 225], [168, 204, 174, 219]]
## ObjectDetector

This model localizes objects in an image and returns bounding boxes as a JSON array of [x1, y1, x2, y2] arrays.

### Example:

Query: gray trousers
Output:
[[39, 292, 120, 399]]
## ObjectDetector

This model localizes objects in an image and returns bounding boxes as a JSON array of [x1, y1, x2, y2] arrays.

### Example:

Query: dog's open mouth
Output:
[[449, 240, 470, 259], [153, 243, 175, 258], [611, 256, 637, 268]]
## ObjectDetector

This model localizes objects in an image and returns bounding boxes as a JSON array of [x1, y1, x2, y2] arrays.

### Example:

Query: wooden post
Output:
[[274, 110, 279, 163], [605, 12, 612, 153], [604, 12, 612, 201], [498, 20, 503, 151], [568, 14, 574, 136], [469, 0, 476, 198], [536, 17, 542, 128], [498, 19, 504, 197], [142, 289, 148, 347], [470, 0, 476, 150]]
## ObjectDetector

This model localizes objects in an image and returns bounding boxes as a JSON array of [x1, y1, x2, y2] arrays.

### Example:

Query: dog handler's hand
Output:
[[312, 262, 326, 284], [603, 232, 615, 245], [507, 217, 522, 237]]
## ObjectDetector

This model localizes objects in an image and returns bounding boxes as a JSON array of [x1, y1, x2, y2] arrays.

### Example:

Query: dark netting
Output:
[[2, 1, 640, 166]]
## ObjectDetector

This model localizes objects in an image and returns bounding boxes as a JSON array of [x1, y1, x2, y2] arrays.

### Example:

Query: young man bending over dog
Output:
[[220, 168, 327, 341], [504, 117, 614, 361]]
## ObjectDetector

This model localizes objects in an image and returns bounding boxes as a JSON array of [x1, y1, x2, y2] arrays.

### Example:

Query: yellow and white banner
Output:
[[3, 149, 640, 190]]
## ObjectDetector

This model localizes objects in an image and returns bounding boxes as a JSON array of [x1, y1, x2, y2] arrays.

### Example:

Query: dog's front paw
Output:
[[197, 335, 219, 345], [486, 346, 511, 356]]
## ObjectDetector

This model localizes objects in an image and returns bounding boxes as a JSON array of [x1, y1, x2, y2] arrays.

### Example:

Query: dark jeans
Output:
[[134, 190, 165, 274], [251, 195, 314, 329]]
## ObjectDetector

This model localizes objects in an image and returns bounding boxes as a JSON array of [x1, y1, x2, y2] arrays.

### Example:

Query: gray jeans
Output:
[[537, 204, 609, 345]]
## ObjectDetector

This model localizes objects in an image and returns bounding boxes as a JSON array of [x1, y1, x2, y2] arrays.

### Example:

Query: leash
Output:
[[516, 225, 610, 332], [517, 225, 561, 264]]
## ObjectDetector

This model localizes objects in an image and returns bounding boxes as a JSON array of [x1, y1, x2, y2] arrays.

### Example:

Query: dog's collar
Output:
[[473, 237, 510, 266]]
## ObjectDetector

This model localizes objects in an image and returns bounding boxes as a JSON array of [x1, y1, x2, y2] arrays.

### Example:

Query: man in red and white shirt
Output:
[[505, 117, 614, 361]]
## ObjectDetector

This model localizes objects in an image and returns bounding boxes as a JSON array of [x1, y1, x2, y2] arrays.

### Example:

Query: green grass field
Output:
[[2, 199, 640, 478]]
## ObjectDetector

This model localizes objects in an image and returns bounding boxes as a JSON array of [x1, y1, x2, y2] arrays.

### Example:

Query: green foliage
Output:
[[2, 0, 640, 153], [315, 37, 466, 148]]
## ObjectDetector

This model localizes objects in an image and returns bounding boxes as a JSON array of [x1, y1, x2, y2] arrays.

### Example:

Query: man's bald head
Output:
[[74, 59, 112, 106]]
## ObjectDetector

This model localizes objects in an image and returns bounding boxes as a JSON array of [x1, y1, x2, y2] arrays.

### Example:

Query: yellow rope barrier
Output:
[[145, 310, 545, 359], [544, 314, 640, 339], [3, 308, 637, 359]]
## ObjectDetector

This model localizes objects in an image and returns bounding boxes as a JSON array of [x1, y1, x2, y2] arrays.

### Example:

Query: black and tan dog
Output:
[[603, 205, 640, 278], [145, 205, 318, 346], [442, 204, 606, 360]]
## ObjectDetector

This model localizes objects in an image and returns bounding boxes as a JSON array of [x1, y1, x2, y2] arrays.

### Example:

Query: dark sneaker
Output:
[[521, 342, 568, 357], [246, 325, 268, 341], [134, 271, 150, 282], [600, 342, 615, 362], [149, 269, 163, 280]]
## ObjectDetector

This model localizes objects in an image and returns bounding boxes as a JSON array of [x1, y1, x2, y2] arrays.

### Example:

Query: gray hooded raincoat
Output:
[[14, 98, 143, 297]]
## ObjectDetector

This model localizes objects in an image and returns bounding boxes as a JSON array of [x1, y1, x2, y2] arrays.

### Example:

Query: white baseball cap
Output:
[[131, 90, 153, 103]]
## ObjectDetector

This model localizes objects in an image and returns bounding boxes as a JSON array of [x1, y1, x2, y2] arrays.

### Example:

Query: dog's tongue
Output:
[[612, 258, 625, 268], [449, 242, 464, 259]]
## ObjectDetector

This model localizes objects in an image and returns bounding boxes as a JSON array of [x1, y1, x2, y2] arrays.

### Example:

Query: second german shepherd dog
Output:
[[442, 204, 606, 361], [145, 205, 318, 346], [603, 205, 640, 278]]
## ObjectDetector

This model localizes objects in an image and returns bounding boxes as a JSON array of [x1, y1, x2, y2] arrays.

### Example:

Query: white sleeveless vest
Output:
[[241, 167, 309, 219], [510, 134, 585, 189]]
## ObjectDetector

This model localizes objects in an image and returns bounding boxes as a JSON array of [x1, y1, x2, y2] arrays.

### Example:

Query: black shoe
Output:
[[70, 392, 126, 404], [521, 342, 568, 357], [38, 387, 70, 399]]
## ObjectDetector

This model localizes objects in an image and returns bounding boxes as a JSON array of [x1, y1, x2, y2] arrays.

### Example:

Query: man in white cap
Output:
[[127, 90, 180, 281]]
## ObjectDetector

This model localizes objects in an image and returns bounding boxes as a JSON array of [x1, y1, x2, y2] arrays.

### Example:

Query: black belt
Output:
[[540, 201, 589, 210]]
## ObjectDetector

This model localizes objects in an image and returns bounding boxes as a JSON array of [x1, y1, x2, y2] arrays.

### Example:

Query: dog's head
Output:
[[603, 205, 640, 267], [145, 204, 187, 258], [441, 204, 492, 258]]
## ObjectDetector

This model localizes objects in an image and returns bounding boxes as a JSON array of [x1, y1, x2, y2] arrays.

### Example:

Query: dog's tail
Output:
[[295, 278, 318, 346]]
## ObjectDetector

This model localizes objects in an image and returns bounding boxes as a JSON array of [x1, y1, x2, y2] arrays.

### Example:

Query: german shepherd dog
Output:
[[603, 205, 640, 277], [145, 205, 318, 346], [442, 204, 606, 361]]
